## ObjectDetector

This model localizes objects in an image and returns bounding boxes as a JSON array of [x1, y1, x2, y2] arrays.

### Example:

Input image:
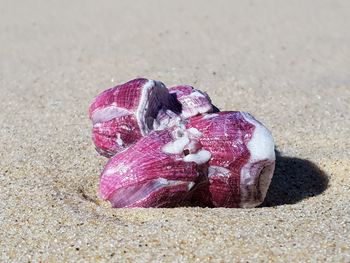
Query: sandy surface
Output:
[[1, 0, 350, 262]]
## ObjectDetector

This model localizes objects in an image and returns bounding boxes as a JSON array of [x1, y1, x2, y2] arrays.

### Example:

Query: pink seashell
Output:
[[153, 109, 183, 131], [99, 128, 211, 208], [169, 85, 216, 119], [151, 85, 218, 133], [89, 78, 182, 157], [98, 110, 275, 208], [186, 111, 276, 208], [90, 78, 276, 208], [92, 115, 142, 157]]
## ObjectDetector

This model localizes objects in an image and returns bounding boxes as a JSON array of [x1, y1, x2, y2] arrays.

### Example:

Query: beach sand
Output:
[[1, 0, 349, 261]]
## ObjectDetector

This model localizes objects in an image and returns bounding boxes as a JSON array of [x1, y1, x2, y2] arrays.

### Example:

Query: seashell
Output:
[[186, 111, 276, 208], [98, 110, 275, 208], [152, 85, 219, 131], [99, 128, 211, 208], [89, 78, 182, 157], [90, 78, 276, 208], [169, 85, 217, 119]]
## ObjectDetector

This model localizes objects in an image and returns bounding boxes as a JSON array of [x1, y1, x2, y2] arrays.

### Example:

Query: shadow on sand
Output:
[[261, 150, 329, 207]]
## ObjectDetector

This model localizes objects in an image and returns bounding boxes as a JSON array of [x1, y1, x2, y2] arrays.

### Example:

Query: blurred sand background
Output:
[[1, 0, 350, 262]]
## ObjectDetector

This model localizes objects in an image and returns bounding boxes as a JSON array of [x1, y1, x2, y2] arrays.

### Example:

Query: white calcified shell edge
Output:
[[162, 136, 190, 155], [91, 106, 132, 124], [239, 112, 276, 208], [183, 150, 212, 165], [242, 112, 275, 162], [136, 79, 155, 135]]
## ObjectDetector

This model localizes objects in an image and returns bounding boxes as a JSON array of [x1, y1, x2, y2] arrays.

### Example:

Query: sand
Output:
[[1, 0, 350, 262]]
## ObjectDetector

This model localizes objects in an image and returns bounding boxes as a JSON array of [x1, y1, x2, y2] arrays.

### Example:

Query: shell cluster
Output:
[[89, 78, 276, 208]]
